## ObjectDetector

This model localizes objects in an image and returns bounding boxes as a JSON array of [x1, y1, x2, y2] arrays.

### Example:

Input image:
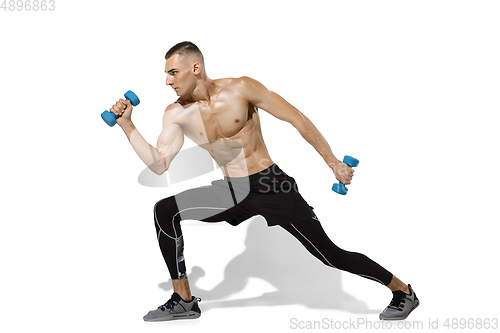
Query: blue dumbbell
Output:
[[101, 90, 140, 127], [332, 155, 359, 195]]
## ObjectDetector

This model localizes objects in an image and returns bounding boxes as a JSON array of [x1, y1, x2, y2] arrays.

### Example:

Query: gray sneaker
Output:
[[143, 292, 202, 322], [379, 284, 419, 320]]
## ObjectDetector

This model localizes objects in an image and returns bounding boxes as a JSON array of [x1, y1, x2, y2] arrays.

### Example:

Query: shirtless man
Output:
[[108, 41, 419, 321]]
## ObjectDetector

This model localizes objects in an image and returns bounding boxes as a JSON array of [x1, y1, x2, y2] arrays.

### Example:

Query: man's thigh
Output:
[[173, 185, 237, 223]]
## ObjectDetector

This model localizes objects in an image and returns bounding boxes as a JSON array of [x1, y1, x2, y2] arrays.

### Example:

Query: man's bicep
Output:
[[156, 122, 184, 170]]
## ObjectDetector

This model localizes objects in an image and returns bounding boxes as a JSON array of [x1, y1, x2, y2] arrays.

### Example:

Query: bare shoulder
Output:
[[227, 76, 271, 106], [164, 101, 202, 127], [162, 102, 185, 125], [164, 102, 182, 117], [222, 76, 269, 100], [228, 76, 262, 90], [165, 102, 180, 112]]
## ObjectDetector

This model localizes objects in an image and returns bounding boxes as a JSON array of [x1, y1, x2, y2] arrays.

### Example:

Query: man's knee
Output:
[[154, 196, 180, 230]]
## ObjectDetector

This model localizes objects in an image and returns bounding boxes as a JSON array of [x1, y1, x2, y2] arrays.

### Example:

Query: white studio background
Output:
[[1, 1, 499, 332]]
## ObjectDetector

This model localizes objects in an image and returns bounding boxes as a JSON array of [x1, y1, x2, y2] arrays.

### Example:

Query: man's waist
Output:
[[224, 164, 290, 185]]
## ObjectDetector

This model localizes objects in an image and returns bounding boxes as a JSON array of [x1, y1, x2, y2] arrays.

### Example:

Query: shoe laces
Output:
[[158, 295, 202, 312], [388, 291, 406, 311], [159, 297, 178, 312]]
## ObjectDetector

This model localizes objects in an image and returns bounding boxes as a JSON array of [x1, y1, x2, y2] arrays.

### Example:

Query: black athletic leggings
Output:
[[153, 193, 393, 286]]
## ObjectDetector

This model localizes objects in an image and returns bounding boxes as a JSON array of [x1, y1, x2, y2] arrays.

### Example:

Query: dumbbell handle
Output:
[[332, 155, 359, 195], [101, 90, 140, 127], [111, 96, 131, 120]]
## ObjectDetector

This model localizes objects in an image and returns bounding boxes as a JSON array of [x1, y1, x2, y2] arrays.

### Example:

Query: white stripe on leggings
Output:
[[290, 223, 384, 285], [171, 206, 228, 279], [153, 202, 229, 279]]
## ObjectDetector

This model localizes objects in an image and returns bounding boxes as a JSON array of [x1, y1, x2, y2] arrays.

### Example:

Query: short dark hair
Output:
[[165, 41, 204, 66]]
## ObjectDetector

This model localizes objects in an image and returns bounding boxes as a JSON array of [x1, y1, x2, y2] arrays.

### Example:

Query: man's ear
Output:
[[193, 62, 201, 75]]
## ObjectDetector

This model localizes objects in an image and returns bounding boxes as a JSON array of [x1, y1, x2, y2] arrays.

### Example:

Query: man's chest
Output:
[[193, 96, 253, 140]]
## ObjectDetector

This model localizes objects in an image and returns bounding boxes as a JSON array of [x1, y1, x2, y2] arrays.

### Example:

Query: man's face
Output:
[[165, 54, 196, 97]]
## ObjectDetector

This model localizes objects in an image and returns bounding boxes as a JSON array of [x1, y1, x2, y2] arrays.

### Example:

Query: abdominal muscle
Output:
[[211, 136, 274, 177]]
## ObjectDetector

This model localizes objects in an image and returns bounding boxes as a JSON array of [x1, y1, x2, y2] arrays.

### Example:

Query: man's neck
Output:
[[189, 77, 214, 103]]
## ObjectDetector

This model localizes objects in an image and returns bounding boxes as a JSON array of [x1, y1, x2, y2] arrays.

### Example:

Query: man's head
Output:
[[165, 41, 205, 96]]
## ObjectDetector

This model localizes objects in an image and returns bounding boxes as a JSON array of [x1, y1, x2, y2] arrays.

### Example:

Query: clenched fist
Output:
[[109, 98, 133, 126], [333, 162, 354, 185]]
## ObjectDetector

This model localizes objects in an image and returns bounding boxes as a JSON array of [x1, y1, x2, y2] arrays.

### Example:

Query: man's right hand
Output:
[[109, 98, 133, 126]]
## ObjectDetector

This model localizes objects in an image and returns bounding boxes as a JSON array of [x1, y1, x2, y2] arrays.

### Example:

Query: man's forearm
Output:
[[120, 121, 166, 175], [292, 114, 340, 170]]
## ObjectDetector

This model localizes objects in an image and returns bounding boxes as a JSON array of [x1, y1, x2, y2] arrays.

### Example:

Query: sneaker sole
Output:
[[379, 299, 420, 321], [144, 310, 201, 322]]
